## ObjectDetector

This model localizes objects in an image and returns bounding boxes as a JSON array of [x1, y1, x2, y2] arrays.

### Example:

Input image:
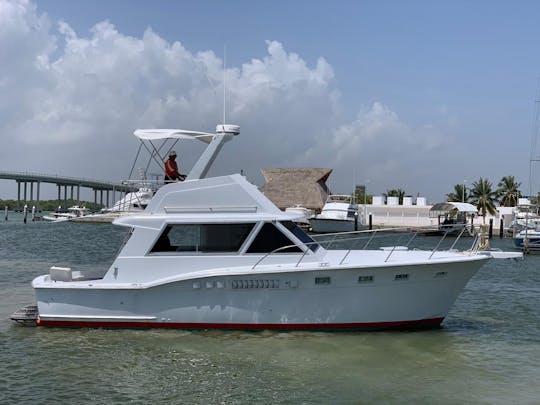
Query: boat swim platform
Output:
[[0, 170, 138, 210], [10, 305, 38, 327]]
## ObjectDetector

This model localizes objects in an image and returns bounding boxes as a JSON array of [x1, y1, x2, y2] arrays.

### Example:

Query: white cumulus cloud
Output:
[[0, 0, 457, 200]]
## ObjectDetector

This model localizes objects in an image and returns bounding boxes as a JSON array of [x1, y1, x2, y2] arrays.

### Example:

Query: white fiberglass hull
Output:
[[41, 215, 72, 222], [32, 255, 486, 330], [310, 218, 358, 233]]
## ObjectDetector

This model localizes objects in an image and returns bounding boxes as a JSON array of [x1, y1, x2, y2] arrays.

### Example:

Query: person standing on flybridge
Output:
[[164, 150, 186, 182]]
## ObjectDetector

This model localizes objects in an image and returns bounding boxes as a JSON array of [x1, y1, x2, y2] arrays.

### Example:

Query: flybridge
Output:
[[133, 124, 240, 182]]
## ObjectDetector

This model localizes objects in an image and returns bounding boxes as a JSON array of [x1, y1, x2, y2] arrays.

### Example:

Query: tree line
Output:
[[0, 199, 103, 212], [445, 176, 523, 219]]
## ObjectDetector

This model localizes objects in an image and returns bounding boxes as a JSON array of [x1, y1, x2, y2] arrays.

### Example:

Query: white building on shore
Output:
[[361, 195, 519, 231]]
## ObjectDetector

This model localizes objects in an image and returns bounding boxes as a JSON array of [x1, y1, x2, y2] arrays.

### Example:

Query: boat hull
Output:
[[33, 258, 484, 331], [513, 235, 540, 247]]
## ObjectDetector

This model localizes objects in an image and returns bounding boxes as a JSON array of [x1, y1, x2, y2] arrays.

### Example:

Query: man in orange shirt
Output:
[[164, 150, 186, 182]]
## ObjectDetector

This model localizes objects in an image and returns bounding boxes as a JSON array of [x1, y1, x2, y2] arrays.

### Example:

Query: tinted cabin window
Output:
[[246, 223, 302, 253], [281, 221, 319, 252], [151, 223, 254, 253]]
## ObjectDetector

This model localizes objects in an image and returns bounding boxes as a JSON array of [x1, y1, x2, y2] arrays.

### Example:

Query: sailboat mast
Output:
[[529, 79, 540, 198]]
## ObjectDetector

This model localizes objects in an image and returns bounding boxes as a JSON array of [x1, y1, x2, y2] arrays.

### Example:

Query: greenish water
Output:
[[1, 216, 539, 404]]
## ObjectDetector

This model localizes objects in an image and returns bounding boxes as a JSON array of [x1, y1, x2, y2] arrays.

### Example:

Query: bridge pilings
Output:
[[15, 180, 41, 212]]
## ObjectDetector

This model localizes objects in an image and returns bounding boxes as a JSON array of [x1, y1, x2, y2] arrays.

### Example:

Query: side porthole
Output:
[[394, 274, 409, 281], [358, 275, 374, 283], [315, 277, 331, 285]]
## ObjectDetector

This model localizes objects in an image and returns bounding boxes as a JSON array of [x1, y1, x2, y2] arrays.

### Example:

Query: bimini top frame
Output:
[[129, 124, 240, 184]]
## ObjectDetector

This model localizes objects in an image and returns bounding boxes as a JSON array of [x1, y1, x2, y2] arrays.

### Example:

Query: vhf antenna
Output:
[[223, 45, 226, 124]]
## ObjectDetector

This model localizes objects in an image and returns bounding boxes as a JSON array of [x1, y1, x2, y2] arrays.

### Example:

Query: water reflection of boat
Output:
[[42, 206, 90, 222], [21, 124, 494, 331], [309, 195, 359, 233]]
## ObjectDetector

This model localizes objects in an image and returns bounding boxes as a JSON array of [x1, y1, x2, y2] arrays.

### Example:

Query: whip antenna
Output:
[[223, 45, 226, 124]]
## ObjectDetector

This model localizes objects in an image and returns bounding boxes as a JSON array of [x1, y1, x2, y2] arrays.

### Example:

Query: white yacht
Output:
[[17, 124, 496, 331], [510, 204, 540, 232], [513, 228, 540, 248], [42, 206, 90, 222], [29, 173, 491, 330], [309, 195, 359, 233], [72, 187, 155, 223], [284, 204, 314, 229]]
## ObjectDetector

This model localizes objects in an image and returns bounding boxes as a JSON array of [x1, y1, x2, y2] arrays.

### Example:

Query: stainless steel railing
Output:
[[251, 225, 478, 270]]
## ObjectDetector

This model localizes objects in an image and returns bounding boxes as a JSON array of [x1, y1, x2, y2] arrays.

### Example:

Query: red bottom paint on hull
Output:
[[36, 317, 444, 331]]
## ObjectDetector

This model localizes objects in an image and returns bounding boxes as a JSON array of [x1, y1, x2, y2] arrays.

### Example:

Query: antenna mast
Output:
[[223, 46, 226, 124]]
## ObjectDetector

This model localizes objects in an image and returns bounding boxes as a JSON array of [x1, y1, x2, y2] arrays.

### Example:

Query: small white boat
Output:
[[309, 195, 359, 233], [285, 205, 314, 228], [429, 202, 477, 235], [510, 204, 540, 232], [513, 228, 540, 248], [72, 187, 155, 223], [20, 124, 494, 331], [42, 206, 90, 222]]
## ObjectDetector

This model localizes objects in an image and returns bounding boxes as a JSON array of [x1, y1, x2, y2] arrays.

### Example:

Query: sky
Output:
[[1, 0, 540, 202]]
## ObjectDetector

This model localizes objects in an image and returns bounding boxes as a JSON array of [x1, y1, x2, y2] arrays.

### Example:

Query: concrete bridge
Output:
[[0, 171, 137, 211]]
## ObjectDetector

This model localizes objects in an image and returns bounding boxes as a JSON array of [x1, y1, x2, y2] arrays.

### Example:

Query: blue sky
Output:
[[2, 0, 540, 201]]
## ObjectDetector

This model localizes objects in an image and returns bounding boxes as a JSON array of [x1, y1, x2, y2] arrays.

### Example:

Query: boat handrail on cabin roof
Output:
[[163, 205, 259, 214], [112, 213, 305, 229]]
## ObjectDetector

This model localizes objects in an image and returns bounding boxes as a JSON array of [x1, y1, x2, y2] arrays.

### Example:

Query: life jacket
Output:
[[164, 158, 179, 178]]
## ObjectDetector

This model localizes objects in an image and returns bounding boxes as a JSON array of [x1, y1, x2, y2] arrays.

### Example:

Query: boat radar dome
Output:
[[216, 124, 240, 136]]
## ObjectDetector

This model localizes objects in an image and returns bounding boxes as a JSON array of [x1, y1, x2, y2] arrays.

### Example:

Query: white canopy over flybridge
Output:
[[134, 129, 215, 144]]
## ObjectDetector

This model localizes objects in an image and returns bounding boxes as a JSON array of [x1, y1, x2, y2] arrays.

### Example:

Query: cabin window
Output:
[[280, 221, 320, 252], [150, 223, 255, 253], [246, 223, 302, 253]]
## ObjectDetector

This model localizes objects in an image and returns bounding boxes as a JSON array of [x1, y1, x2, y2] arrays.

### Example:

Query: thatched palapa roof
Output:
[[260, 168, 332, 211]]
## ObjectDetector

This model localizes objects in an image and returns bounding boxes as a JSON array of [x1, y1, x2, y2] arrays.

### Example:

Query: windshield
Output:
[[281, 221, 320, 252]]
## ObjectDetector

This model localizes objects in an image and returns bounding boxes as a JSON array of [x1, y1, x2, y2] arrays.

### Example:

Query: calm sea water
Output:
[[1, 214, 539, 404]]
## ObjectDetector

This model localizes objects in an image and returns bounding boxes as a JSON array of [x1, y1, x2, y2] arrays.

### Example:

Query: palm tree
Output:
[[469, 177, 498, 223], [497, 175, 521, 207], [447, 184, 469, 202], [385, 189, 406, 205]]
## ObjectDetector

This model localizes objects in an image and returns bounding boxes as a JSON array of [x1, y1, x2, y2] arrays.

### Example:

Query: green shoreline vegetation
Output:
[[0, 199, 103, 212]]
